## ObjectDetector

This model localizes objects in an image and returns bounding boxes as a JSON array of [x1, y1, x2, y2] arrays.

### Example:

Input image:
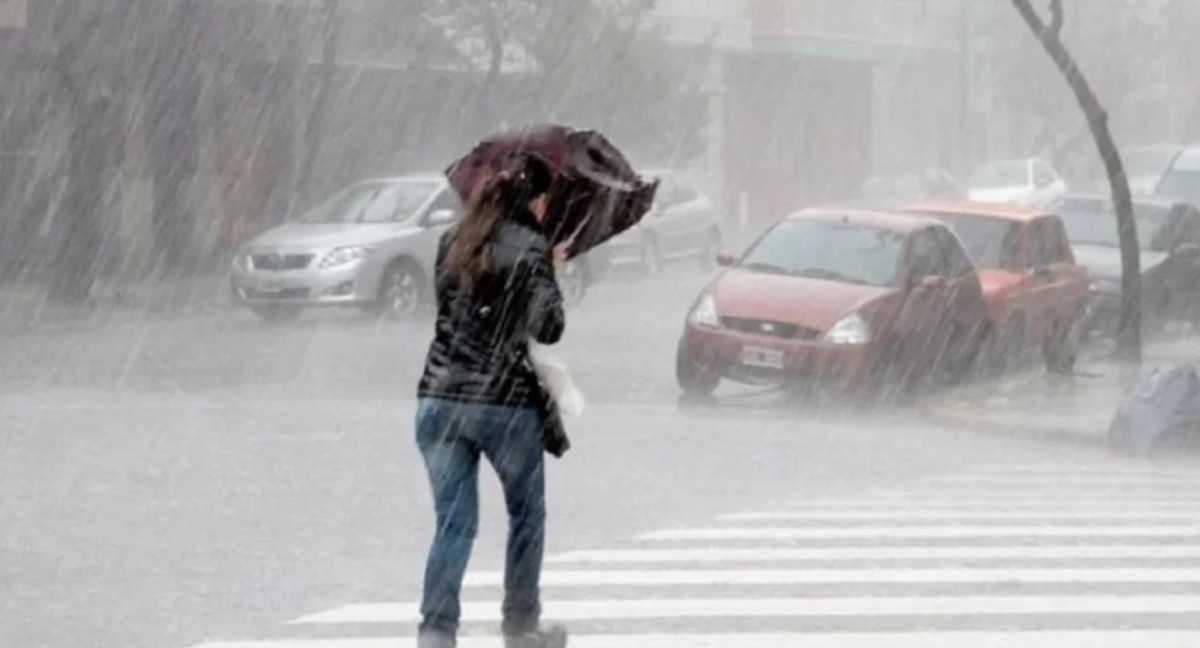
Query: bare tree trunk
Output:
[[45, 3, 119, 305], [297, 0, 341, 206], [1010, 0, 1142, 362], [478, 0, 504, 132], [146, 1, 202, 277]]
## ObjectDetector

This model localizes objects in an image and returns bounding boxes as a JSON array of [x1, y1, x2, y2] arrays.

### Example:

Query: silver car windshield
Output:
[[296, 180, 441, 224], [1057, 202, 1170, 251], [1124, 148, 1176, 178]]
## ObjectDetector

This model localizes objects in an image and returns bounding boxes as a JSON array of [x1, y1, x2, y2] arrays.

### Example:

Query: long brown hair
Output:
[[444, 154, 553, 293]]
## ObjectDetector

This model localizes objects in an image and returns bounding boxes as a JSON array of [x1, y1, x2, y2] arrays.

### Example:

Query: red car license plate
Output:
[[741, 346, 785, 369]]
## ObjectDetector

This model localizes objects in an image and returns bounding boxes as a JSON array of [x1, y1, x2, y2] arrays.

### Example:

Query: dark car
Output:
[[1078, 144, 1180, 197], [675, 209, 991, 399], [1053, 195, 1200, 337]]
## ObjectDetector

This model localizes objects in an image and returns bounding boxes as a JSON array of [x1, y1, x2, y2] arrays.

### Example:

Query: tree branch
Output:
[[1049, 0, 1064, 37]]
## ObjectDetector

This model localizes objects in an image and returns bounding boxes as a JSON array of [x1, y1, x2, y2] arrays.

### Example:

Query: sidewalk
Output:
[[0, 275, 231, 336], [924, 338, 1200, 446]]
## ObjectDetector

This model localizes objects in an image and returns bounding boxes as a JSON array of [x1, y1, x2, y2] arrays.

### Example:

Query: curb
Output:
[[0, 294, 232, 338], [919, 365, 1118, 450], [922, 401, 1109, 450]]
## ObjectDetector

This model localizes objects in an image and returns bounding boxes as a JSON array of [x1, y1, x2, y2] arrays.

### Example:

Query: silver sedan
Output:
[[230, 175, 461, 322], [605, 168, 722, 273]]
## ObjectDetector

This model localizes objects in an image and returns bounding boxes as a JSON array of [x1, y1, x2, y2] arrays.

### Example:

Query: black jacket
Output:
[[417, 209, 566, 408]]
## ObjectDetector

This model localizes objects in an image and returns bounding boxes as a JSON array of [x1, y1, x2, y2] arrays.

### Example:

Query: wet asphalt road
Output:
[[0, 264, 1179, 648]]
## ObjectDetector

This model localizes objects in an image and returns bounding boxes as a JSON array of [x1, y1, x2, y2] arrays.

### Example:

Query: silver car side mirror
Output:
[[426, 209, 457, 226]]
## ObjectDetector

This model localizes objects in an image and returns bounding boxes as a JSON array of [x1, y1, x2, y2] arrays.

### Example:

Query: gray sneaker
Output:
[[504, 624, 567, 648], [416, 631, 455, 648]]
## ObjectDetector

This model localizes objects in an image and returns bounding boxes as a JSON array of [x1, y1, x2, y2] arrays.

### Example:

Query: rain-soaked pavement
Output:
[[4, 267, 1200, 648]]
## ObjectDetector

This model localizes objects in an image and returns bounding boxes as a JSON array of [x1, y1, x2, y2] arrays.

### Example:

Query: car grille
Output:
[[244, 287, 311, 301], [252, 254, 313, 271], [720, 317, 821, 340]]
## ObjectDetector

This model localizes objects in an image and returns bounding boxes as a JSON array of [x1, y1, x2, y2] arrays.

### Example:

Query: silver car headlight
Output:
[[824, 313, 871, 345], [688, 292, 720, 328], [319, 246, 372, 269], [232, 251, 253, 271]]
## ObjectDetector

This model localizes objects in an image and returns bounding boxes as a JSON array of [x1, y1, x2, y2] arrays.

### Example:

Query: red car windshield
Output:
[[739, 219, 904, 288]]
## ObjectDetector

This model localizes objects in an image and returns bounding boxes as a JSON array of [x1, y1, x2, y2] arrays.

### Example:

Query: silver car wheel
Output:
[[381, 265, 421, 318]]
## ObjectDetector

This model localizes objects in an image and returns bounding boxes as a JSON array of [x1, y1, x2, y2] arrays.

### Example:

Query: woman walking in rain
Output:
[[415, 153, 568, 648]]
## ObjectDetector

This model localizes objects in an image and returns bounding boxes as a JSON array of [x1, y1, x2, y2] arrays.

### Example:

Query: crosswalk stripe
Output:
[[187, 462, 1200, 648], [843, 484, 1200, 494], [783, 499, 1200, 509], [638, 525, 1200, 541], [460, 567, 1200, 587], [881, 482, 1200, 491], [186, 631, 1200, 648], [866, 484, 1200, 493], [291, 595, 1200, 624], [971, 464, 1198, 474], [924, 475, 1200, 485], [723, 510, 1200, 521], [548, 545, 1200, 563]]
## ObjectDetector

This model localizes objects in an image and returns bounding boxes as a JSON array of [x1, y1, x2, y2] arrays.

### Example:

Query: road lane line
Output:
[[290, 595, 1200, 624], [548, 545, 1200, 563], [638, 525, 1200, 541]]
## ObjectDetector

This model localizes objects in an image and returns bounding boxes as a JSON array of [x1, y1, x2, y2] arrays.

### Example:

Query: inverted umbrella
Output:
[[445, 124, 659, 259]]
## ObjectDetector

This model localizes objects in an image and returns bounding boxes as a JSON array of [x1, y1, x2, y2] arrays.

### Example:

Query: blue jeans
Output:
[[416, 398, 546, 640]]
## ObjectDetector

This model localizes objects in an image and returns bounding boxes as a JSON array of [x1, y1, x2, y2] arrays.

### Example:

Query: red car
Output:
[[676, 209, 992, 398], [901, 202, 1090, 373]]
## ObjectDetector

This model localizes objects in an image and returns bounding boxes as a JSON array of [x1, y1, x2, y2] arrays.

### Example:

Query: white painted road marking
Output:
[[638, 524, 1200, 541], [723, 510, 1200, 521], [292, 595, 1200, 624], [177, 462, 1200, 648], [549, 545, 1200, 563], [783, 498, 1200, 507], [187, 631, 1200, 648], [460, 567, 1200, 587], [924, 475, 1200, 485]]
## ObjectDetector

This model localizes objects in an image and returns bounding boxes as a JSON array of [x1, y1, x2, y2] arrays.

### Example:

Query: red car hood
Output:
[[712, 269, 893, 331], [977, 268, 1024, 297]]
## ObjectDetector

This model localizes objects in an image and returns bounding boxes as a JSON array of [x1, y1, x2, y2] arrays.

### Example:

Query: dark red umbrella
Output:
[[445, 125, 659, 259]]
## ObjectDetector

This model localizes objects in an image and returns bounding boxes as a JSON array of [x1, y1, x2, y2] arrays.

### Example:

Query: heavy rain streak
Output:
[[11, 1, 1200, 647]]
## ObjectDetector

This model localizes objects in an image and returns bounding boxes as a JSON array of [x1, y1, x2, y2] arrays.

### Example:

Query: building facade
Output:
[[650, 0, 963, 229]]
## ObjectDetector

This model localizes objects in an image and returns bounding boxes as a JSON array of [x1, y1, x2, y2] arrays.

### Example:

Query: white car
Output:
[[967, 158, 1067, 207], [1155, 146, 1200, 207]]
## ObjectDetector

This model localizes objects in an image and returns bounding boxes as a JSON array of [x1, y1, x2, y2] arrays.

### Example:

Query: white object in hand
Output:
[[529, 341, 587, 419]]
